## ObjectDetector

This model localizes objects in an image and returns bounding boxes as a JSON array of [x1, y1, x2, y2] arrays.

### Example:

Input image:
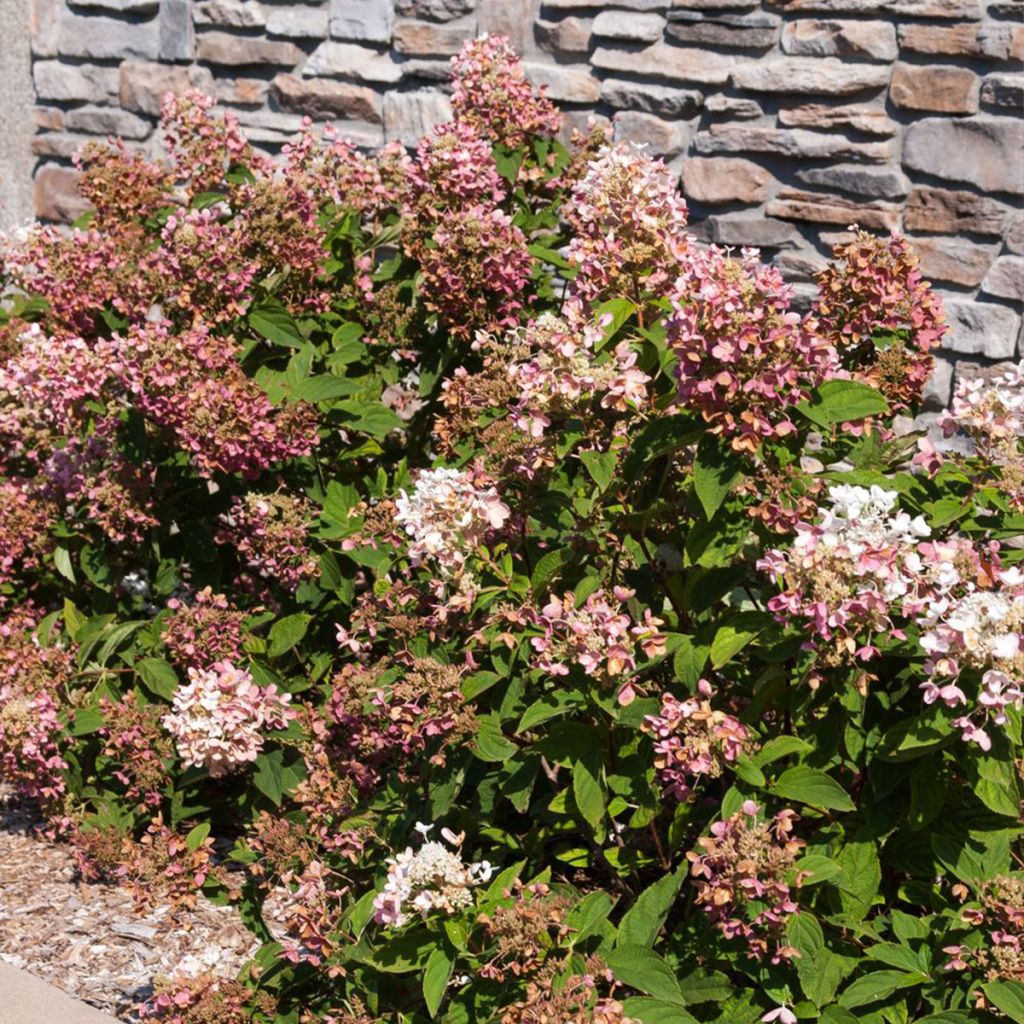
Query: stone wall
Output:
[[20, 0, 1024, 405]]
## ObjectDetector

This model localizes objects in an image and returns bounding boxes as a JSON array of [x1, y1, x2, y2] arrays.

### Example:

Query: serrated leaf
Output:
[[838, 970, 925, 1009], [693, 433, 744, 520], [250, 301, 304, 348], [137, 658, 179, 700], [605, 946, 683, 1004], [617, 865, 686, 947], [621, 998, 698, 1024], [771, 766, 855, 812], [267, 613, 312, 658], [471, 715, 519, 763]]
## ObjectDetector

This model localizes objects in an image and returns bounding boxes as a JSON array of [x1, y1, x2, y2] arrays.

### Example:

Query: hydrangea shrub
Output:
[[0, 34, 1022, 1024]]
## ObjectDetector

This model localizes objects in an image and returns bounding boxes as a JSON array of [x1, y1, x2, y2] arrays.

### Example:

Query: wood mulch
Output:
[[0, 791, 265, 1021]]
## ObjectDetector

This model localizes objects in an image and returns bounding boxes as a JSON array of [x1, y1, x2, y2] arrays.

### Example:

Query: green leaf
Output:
[[798, 379, 889, 427], [566, 890, 616, 946], [974, 755, 1022, 818], [771, 766, 855, 812], [422, 947, 453, 1018], [693, 433, 744, 520], [983, 980, 1024, 1024], [250, 301, 304, 348], [710, 611, 771, 669], [605, 946, 683, 1004], [267, 613, 312, 658], [251, 747, 307, 806], [754, 735, 812, 767], [516, 691, 578, 734], [836, 837, 881, 921], [673, 636, 709, 689], [530, 548, 573, 598], [617, 865, 686, 947], [471, 715, 519, 763], [63, 599, 86, 641], [838, 970, 926, 1009], [137, 658, 179, 701], [593, 297, 637, 346], [54, 546, 75, 583], [185, 822, 211, 852], [71, 706, 104, 736], [572, 751, 605, 831], [675, 970, 731, 1005], [621, 998, 698, 1024], [580, 449, 617, 493], [793, 854, 842, 886]]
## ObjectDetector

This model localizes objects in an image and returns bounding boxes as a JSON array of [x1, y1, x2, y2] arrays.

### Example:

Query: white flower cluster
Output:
[[394, 467, 510, 575], [939, 363, 1024, 444], [372, 823, 493, 928], [814, 485, 931, 561], [163, 660, 295, 777]]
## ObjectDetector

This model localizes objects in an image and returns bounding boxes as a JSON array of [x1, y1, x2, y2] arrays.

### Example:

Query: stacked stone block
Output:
[[22, 0, 1024, 403]]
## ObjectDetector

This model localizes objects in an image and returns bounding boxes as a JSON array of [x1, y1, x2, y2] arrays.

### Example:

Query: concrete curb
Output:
[[0, 963, 120, 1023]]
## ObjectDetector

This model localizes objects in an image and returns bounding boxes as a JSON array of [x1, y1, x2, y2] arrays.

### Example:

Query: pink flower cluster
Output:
[[99, 693, 172, 810], [0, 480, 54, 588], [216, 492, 320, 592], [565, 143, 690, 305], [504, 305, 649, 439], [394, 467, 510, 576], [814, 229, 945, 414], [668, 246, 835, 453], [161, 587, 247, 670], [688, 801, 805, 963], [527, 587, 666, 704], [122, 322, 319, 480], [449, 34, 562, 150], [643, 681, 751, 802], [372, 823, 493, 928], [162, 660, 296, 777], [408, 120, 506, 214], [944, 874, 1024, 983]]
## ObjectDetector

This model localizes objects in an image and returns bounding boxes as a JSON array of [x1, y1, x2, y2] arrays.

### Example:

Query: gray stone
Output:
[[592, 43, 742, 85], [535, 17, 592, 57], [233, 107, 306, 132], [781, 19, 897, 60], [705, 94, 761, 119], [330, 0, 394, 43], [731, 57, 890, 95], [303, 40, 403, 81], [33, 60, 117, 102], [706, 214, 804, 249], [120, 60, 216, 115], [922, 358, 954, 412], [160, 0, 195, 60], [903, 118, 1024, 195], [778, 103, 897, 136], [773, 249, 828, 280], [1008, 212, 1024, 255], [983, 256, 1024, 303], [35, 164, 89, 222], [545, 0, 667, 8], [942, 300, 1020, 359], [68, 0, 158, 10], [477, 0, 530, 51], [198, 31, 304, 66], [399, 58, 451, 82], [982, 73, 1024, 110], [383, 88, 453, 145], [272, 71, 381, 120], [694, 124, 895, 163], [193, 0, 265, 27], [393, 18, 474, 55], [57, 13, 160, 60], [593, 10, 666, 42], [666, 10, 782, 50], [613, 111, 689, 156], [396, 0, 476, 18], [796, 164, 911, 199], [600, 78, 703, 117], [267, 7, 329, 37], [64, 105, 153, 138], [523, 62, 601, 103]]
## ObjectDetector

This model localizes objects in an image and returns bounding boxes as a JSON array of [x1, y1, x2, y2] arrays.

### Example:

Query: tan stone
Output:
[[731, 57, 889, 95], [34, 165, 88, 222], [766, 189, 900, 231], [778, 103, 897, 136], [216, 77, 270, 106], [904, 187, 1014, 236], [592, 43, 741, 85], [383, 89, 453, 146], [196, 30, 304, 66], [907, 236, 998, 287], [535, 17, 592, 56], [781, 19, 898, 60], [898, 22, 1024, 60], [890, 64, 979, 113], [767, 0, 982, 14], [272, 72, 382, 122], [36, 107, 64, 131], [393, 18, 474, 55], [682, 156, 775, 203], [613, 112, 689, 157], [119, 61, 216, 117]]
